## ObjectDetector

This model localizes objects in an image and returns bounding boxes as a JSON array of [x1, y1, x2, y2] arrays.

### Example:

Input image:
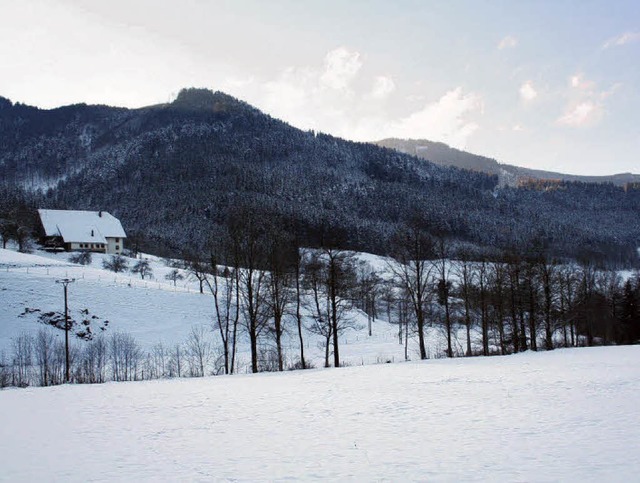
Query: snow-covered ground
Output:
[[0, 248, 451, 370], [0, 346, 638, 481]]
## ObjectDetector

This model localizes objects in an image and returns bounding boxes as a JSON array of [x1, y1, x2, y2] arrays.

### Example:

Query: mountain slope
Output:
[[375, 138, 640, 187], [1, 89, 639, 265]]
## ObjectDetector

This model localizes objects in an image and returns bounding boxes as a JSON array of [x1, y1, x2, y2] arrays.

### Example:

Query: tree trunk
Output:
[[528, 283, 538, 351], [295, 264, 306, 369], [444, 298, 452, 358], [230, 270, 240, 374], [416, 307, 427, 360], [479, 265, 489, 356], [274, 314, 283, 372]]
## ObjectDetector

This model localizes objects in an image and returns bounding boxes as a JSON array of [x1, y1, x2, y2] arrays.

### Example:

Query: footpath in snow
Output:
[[1, 345, 639, 481]]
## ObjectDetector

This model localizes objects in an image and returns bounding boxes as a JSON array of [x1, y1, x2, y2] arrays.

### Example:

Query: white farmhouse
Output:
[[38, 209, 126, 254]]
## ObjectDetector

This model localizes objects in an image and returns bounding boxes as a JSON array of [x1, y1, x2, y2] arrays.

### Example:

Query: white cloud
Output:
[[233, 48, 482, 148], [319, 47, 362, 90], [519, 81, 537, 102], [386, 88, 483, 149], [498, 35, 518, 50], [370, 76, 396, 99], [261, 65, 323, 130], [570, 73, 595, 91], [557, 73, 620, 128], [557, 101, 601, 127], [250, 47, 369, 136], [600, 82, 622, 99], [602, 31, 640, 49]]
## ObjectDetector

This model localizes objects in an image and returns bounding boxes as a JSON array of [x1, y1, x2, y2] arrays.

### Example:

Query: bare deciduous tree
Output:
[[184, 251, 209, 294], [432, 236, 454, 357], [186, 325, 212, 377], [165, 268, 184, 287], [390, 220, 435, 360], [228, 205, 271, 373], [103, 255, 129, 273], [109, 332, 142, 381], [265, 230, 297, 372], [11, 332, 33, 387], [34, 329, 55, 386], [453, 251, 476, 356], [131, 259, 153, 280], [207, 233, 240, 375]]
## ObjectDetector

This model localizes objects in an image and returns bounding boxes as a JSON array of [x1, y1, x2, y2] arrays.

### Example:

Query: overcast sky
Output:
[[1, 0, 639, 175]]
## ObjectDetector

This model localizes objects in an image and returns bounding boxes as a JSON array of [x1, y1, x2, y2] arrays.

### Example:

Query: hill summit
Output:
[[171, 88, 245, 113]]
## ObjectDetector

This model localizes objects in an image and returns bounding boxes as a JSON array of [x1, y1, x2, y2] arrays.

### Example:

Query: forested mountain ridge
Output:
[[0, 88, 639, 265], [375, 138, 640, 187]]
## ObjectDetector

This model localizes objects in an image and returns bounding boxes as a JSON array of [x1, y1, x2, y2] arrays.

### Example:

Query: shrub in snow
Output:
[[69, 251, 92, 265], [258, 347, 283, 373], [165, 268, 184, 286], [0, 352, 9, 388], [163, 257, 184, 269], [131, 259, 153, 280], [289, 358, 315, 371], [103, 255, 129, 273]]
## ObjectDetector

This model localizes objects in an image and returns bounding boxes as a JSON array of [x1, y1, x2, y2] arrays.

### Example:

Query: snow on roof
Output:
[[38, 209, 126, 244]]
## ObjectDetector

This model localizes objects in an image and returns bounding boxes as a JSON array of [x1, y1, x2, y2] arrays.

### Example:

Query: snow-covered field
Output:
[[0, 248, 445, 370], [0, 346, 638, 481]]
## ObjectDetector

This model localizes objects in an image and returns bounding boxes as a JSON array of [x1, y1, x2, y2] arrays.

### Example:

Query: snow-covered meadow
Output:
[[0, 247, 443, 373], [2, 247, 639, 480], [1, 346, 639, 481]]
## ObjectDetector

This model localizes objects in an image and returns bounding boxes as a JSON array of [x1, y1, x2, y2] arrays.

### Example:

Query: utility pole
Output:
[[56, 278, 76, 383]]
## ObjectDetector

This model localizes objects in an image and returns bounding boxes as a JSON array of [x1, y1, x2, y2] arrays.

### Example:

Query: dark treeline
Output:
[[1, 88, 639, 267], [384, 216, 640, 359], [0, 185, 39, 251]]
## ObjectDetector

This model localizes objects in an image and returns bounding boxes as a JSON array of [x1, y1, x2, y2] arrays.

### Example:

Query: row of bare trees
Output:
[[3, 247, 638, 388], [378, 223, 640, 358], [185, 207, 363, 373], [187, 208, 640, 372], [4, 208, 639, 388], [1, 325, 255, 388]]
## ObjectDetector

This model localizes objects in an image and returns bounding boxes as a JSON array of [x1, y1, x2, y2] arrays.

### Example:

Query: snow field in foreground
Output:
[[1, 346, 639, 481]]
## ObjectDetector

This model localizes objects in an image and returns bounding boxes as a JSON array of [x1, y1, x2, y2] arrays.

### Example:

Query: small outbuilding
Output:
[[38, 209, 126, 254]]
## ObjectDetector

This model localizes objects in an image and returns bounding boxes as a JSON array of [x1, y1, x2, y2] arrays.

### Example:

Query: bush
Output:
[[165, 268, 184, 286], [163, 257, 184, 268], [288, 358, 316, 371], [0, 352, 9, 388], [69, 251, 92, 265], [102, 255, 129, 273], [131, 259, 153, 279]]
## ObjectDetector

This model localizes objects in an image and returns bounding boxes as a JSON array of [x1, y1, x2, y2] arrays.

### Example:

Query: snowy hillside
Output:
[[3, 89, 639, 266], [1, 346, 638, 480], [0, 248, 445, 372]]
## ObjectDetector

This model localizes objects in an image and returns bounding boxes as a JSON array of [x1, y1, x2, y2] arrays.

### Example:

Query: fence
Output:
[[1, 264, 203, 295]]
